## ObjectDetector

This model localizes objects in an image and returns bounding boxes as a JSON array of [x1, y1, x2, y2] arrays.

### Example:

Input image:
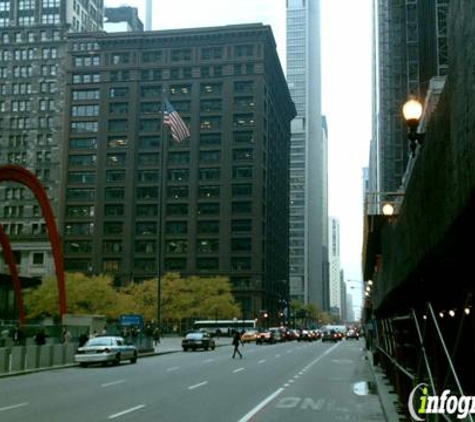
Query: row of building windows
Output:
[[0, 29, 61, 44], [65, 256, 253, 273]]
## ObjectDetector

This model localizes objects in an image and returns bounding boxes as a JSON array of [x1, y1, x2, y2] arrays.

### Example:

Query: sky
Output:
[[105, 0, 373, 310]]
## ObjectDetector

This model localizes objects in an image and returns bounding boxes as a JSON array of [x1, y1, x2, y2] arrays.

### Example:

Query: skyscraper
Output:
[[328, 217, 341, 318], [0, 0, 103, 279], [61, 24, 295, 321], [286, 0, 329, 309]]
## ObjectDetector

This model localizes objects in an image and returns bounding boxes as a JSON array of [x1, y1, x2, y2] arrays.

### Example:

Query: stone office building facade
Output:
[[61, 24, 296, 320]]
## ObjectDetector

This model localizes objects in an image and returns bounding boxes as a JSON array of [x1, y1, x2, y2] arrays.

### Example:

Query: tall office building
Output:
[[0, 0, 104, 280], [374, 0, 448, 193], [286, 0, 328, 309], [61, 24, 295, 320], [328, 217, 341, 318]]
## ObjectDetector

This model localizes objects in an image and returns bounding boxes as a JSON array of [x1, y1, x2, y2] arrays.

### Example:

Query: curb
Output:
[[365, 350, 401, 422]]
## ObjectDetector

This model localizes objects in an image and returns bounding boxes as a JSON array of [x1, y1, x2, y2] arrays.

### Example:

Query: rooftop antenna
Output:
[[145, 0, 152, 31]]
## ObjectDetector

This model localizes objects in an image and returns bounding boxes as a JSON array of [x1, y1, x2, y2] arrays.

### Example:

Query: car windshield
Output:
[[85, 337, 116, 347], [186, 333, 204, 340]]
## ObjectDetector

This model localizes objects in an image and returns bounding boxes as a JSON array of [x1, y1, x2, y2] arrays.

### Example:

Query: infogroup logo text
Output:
[[408, 383, 475, 421]]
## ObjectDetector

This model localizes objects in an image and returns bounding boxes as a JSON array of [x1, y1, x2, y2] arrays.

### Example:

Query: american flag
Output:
[[163, 99, 190, 143]]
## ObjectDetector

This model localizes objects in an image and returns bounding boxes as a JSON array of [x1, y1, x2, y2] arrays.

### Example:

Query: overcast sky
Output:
[[105, 0, 373, 309]]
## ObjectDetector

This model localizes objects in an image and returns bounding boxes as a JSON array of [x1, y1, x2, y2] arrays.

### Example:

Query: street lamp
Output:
[[402, 97, 425, 156]]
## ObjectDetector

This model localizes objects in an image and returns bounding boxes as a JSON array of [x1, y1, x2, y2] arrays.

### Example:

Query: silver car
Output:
[[75, 336, 138, 367]]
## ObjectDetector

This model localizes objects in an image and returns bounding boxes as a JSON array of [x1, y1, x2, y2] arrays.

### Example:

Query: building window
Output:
[[166, 203, 188, 216], [233, 131, 253, 143], [137, 187, 158, 200], [104, 204, 124, 217], [232, 166, 253, 179], [65, 222, 94, 235], [168, 152, 189, 165], [139, 119, 161, 132], [109, 102, 128, 114], [137, 170, 159, 183], [232, 184, 252, 196], [196, 258, 219, 270], [68, 171, 96, 184], [231, 238, 252, 252], [136, 222, 157, 236], [232, 201, 252, 213], [201, 47, 223, 60], [103, 240, 123, 253], [140, 102, 161, 114], [166, 240, 188, 254], [106, 153, 126, 166], [106, 170, 125, 182], [142, 51, 163, 63], [70, 121, 98, 134], [139, 136, 160, 149], [134, 259, 155, 271], [166, 221, 187, 235], [197, 239, 219, 253], [105, 187, 125, 200], [135, 240, 156, 254], [168, 169, 189, 182], [165, 258, 187, 271], [198, 185, 220, 198], [138, 153, 160, 166], [66, 205, 94, 218], [64, 241, 92, 254], [197, 220, 219, 234], [197, 203, 220, 215], [104, 222, 123, 235], [108, 119, 128, 132], [170, 48, 191, 62], [234, 45, 254, 58], [107, 136, 128, 149], [200, 117, 221, 130], [231, 257, 252, 270], [234, 81, 254, 93], [233, 148, 253, 161], [232, 219, 252, 232], [66, 188, 94, 201], [110, 87, 129, 98], [200, 83, 222, 95], [136, 204, 158, 217], [72, 89, 99, 100], [167, 186, 188, 200], [103, 259, 121, 272], [199, 151, 221, 163], [199, 168, 220, 181]]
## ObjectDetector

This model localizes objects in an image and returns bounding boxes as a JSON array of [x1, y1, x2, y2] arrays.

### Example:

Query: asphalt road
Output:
[[0, 340, 385, 422]]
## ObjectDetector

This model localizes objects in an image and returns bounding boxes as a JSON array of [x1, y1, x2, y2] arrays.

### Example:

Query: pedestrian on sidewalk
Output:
[[232, 330, 243, 359]]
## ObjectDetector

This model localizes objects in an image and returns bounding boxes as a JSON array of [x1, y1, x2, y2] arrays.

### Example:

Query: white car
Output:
[[75, 336, 138, 367]]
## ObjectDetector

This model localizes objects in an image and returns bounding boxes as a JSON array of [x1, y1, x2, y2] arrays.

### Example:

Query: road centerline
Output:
[[233, 367, 245, 373], [237, 388, 284, 422]]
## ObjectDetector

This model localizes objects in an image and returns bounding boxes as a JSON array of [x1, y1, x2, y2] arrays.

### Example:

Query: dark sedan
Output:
[[182, 332, 216, 351], [321, 329, 340, 343]]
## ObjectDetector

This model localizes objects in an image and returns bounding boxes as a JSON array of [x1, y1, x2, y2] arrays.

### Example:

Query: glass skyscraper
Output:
[[286, 0, 329, 309]]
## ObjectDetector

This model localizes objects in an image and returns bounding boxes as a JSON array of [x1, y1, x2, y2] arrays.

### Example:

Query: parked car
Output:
[[321, 329, 340, 343], [241, 330, 257, 343], [74, 336, 138, 367], [182, 332, 216, 351], [346, 329, 360, 340]]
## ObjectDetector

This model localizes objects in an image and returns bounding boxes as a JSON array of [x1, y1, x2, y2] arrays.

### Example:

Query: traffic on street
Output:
[[0, 339, 384, 422]]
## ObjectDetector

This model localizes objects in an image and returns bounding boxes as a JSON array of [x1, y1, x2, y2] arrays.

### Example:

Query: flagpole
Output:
[[157, 88, 168, 338]]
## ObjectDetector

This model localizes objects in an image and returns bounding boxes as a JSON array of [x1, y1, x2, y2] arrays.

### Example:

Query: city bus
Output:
[[193, 319, 257, 336]]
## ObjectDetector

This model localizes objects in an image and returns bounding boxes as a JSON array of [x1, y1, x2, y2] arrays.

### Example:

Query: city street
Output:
[[0, 340, 385, 422]]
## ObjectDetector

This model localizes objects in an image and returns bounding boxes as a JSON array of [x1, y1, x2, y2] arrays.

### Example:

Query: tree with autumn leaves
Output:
[[24, 272, 241, 324]]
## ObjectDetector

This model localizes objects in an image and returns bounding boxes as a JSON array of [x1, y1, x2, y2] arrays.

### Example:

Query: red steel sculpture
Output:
[[0, 165, 66, 324]]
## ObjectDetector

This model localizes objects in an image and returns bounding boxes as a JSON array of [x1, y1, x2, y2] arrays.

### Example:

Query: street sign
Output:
[[119, 314, 144, 327]]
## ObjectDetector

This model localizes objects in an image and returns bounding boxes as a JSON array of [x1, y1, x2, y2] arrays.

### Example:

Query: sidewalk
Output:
[[366, 350, 402, 422]]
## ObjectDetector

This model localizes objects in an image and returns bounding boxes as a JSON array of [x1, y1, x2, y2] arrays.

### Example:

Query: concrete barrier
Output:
[[64, 342, 78, 364], [53, 344, 65, 365], [0, 348, 9, 373], [10, 346, 26, 372], [25, 346, 40, 370], [38, 345, 53, 368]]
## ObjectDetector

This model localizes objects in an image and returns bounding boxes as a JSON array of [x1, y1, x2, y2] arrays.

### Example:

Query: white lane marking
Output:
[[108, 404, 146, 419], [289, 380, 295, 383], [284, 384, 290, 387], [188, 381, 208, 390], [237, 388, 285, 422], [233, 367, 245, 374], [0, 403, 28, 412], [203, 359, 214, 363], [101, 379, 125, 387], [293, 375, 299, 379], [275, 354, 281, 358], [258, 359, 266, 364], [166, 366, 180, 372]]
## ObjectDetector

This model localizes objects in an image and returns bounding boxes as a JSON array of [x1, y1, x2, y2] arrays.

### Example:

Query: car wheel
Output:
[[80, 362, 89, 368], [204, 346, 209, 351], [113, 353, 121, 366], [130, 352, 137, 364], [192, 347, 196, 351], [183, 347, 188, 352], [212, 344, 215, 350]]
